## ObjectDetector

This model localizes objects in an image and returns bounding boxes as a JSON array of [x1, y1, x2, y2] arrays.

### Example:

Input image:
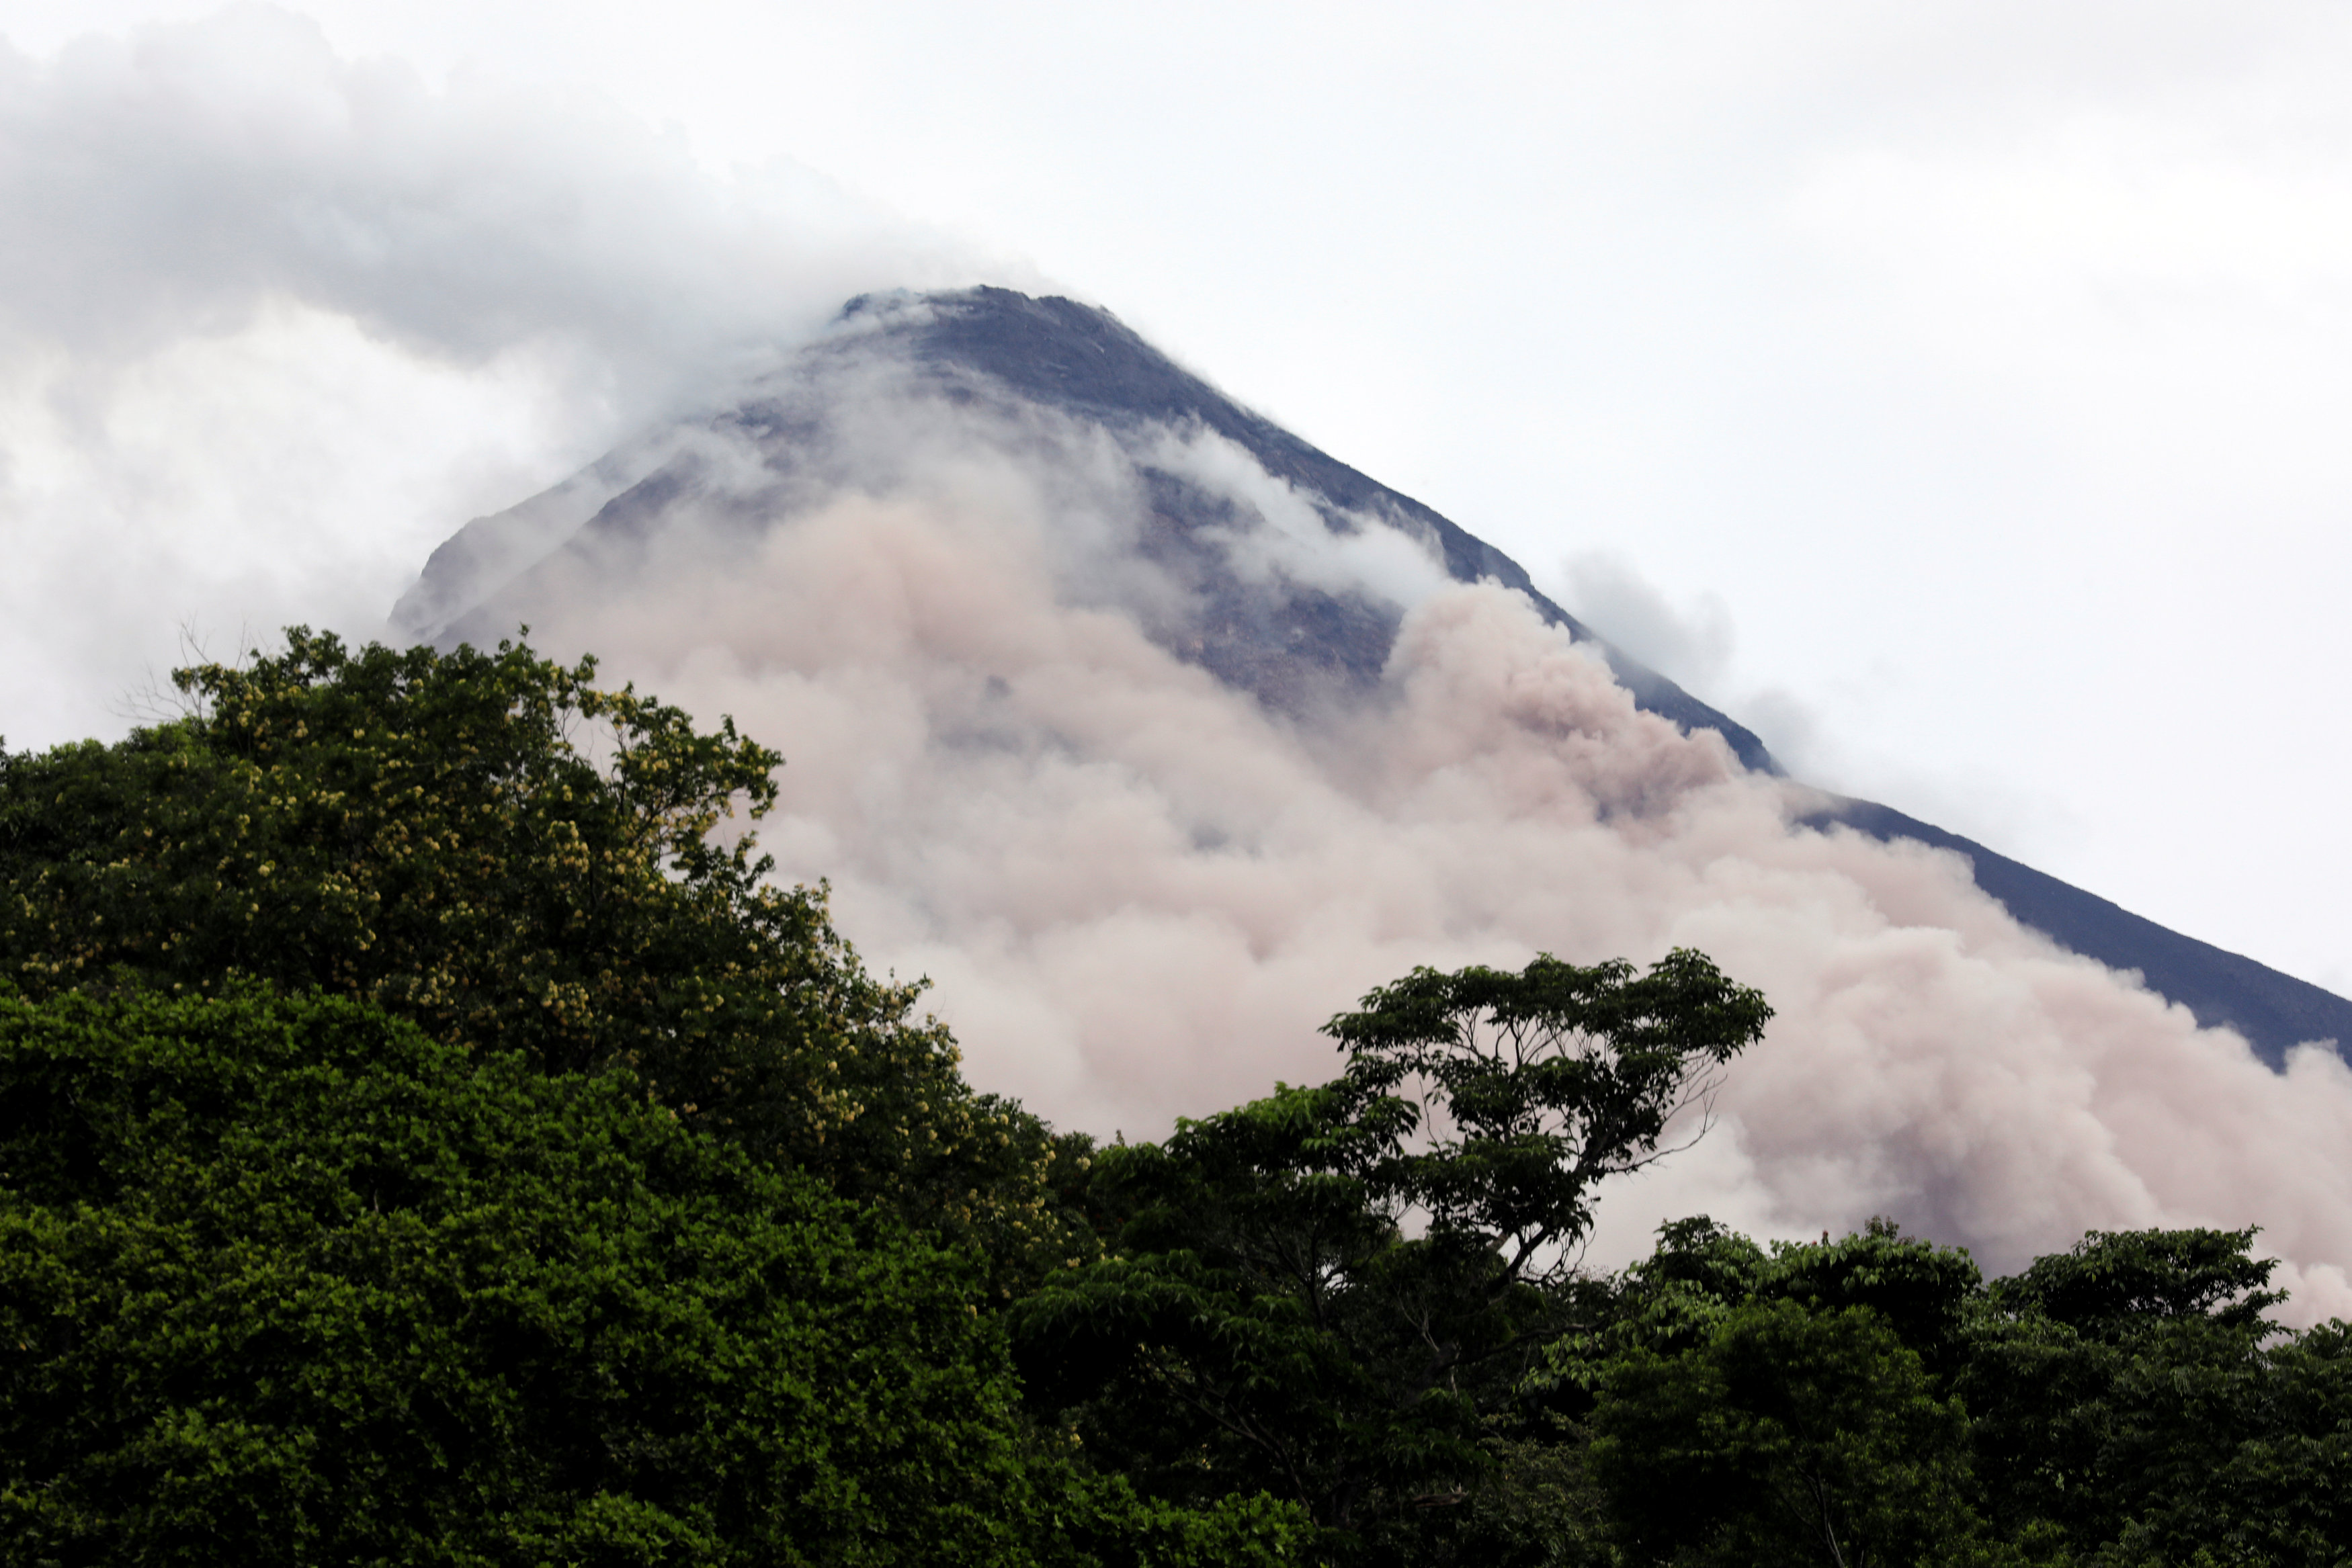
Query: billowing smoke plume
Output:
[[427, 315, 2352, 1323]]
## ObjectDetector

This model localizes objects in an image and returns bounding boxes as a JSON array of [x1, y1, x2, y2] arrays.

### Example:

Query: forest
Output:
[[1, 630, 2344, 1566]]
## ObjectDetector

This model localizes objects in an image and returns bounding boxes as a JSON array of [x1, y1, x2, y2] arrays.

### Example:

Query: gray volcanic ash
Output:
[[401, 287, 2352, 1316]]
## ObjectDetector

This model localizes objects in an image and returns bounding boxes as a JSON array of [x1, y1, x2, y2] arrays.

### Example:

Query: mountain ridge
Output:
[[397, 284, 2350, 1069]]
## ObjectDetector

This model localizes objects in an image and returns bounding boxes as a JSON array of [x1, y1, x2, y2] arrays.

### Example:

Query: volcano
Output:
[[398, 286, 2351, 1071]]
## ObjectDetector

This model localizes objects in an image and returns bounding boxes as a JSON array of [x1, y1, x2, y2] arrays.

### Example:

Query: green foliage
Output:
[[1553, 1219, 1992, 1565], [1762, 1217, 1984, 1379], [2093, 1318, 2352, 1565], [1542, 1215, 1980, 1406], [1013, 1082, 1483, 1544], [1566, 1215, 1770, 1366], [1591, 1297, 1980, 1567], [1013, 951, 1772, 1558], [1990, 1226, 2285, 1338], [9, 627, 2347, 1566], [0, 630, 1090, 1290], [1324, 950, 1775, 1283], [0, 984, 1040, 1566], [1, 631, 784, 1065], [1391, 1426, 1612, 1568], [1572, 1217, 2351, 1566], [1034, 1467, 1315, 1568], [1962, 1231, 2351, 1564]]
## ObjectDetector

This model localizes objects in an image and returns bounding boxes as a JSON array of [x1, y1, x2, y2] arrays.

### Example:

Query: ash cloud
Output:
[[439, 330, 2352, 1323], [0, 6, 997, 748]]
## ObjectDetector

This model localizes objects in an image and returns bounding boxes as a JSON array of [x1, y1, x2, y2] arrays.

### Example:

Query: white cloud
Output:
[[0, 3, 998, 747], [0, 5, 948, 379], [1148, 423, 1454, 609]]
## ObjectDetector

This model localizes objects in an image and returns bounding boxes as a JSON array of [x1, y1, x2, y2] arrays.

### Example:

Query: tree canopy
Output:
[[0, 630, 1089, 1289], [0, 984, 1041, 1565], [1570, 1217, 2350, 1567], [1591, 1297, 1978, 1567]]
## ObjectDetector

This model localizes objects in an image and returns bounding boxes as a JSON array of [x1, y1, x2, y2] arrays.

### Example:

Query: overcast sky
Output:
[[7, 0, 2352, 1000]]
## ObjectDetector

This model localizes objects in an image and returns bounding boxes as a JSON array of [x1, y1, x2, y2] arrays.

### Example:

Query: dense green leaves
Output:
[[1013, 952, 1773, 1557], [0, 631, 1089, 1290], [1763, 1218, 1984, 1379], [1990, 1226, 2285, 1337], [7, 629, 2348, 1565], [1324, 951, 1774, 1285], [1, 631, 786, 1065], [1014, 1082, 1482, 1545], [0, 633, 1316, 1563], [1592, 1299, 1978, 1567], [1581, 1218, 2352, 1567], [0, 985, 1037, 1566], [1962, 1235, 2350, 1563]]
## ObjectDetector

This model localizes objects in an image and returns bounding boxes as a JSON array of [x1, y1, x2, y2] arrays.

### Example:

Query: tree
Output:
[[1590, 1299, 1980, 1568], [0, 983, 1046, 1565], [1542, 1218, 1992, 1567], [1989, 1226, 2283, 1336], [1578, 1219, 2351, 1565], [0, 630, 1088, 1289], [1315, 949, 1777, 1433], [1960, 1228, 2351, 1562], [1325, 950, 1774, 1291], [1762, 1217, 1984, 1381], [1015, 1080, 1484, 1552], [1011, 951, 1772, 1559]]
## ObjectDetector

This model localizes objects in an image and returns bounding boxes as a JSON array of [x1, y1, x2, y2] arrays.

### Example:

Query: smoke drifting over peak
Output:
[[419, 305, 2352, 1322]]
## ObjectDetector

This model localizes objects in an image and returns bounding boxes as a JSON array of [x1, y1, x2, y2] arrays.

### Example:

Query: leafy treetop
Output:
[[1014, 949, 1773, 1551], [0, 984, 1029, 1566], [1323, 949, 1775, 1288], [1988, 1226, 2285, 1339], [0, 630, 1087, 1284]]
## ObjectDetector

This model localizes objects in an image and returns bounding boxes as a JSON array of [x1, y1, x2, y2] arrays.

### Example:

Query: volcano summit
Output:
[[401, 286, 2349, 1070]]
